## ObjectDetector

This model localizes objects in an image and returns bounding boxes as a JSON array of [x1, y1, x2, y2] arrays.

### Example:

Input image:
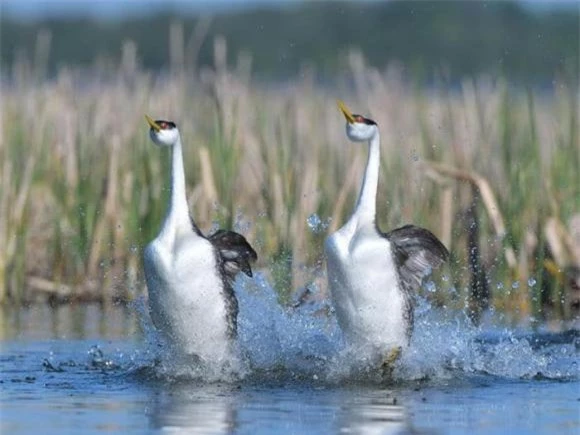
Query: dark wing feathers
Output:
[[208, 229, 258, 279], [385, 224, 449, 294]]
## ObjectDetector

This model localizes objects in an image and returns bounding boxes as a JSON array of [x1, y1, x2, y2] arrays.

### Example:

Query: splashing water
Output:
[[4, 292, 577, 435], [130, 296, 248, 383], [306, 213, 331, 233], [133, 273, 579, 384]]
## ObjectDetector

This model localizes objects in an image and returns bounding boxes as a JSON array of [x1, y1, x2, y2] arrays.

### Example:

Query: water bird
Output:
[[143, 115, 257, 363], [325, 101, 449, 368]]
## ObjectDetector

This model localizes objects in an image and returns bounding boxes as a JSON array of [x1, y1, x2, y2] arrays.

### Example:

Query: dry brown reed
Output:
[[1, 37, 578, 322]]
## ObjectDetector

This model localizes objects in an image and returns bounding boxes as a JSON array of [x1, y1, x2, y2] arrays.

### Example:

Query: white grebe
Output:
[[325, 102, 449, 367], [143, 115, 257, 364]]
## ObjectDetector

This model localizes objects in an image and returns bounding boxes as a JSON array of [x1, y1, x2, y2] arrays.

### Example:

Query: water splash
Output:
[[132, 274, 579, 384], [129, 296, 248, 383], [306, 213, 331, 233], [398, 298, 579, 381], [237, 273, 340, 378]]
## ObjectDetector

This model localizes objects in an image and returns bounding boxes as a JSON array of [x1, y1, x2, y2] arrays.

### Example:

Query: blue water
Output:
[[1, 277, 579, 434]]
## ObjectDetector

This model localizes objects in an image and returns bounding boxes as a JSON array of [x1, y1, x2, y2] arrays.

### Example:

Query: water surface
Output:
[[1, 282, 579, 434]]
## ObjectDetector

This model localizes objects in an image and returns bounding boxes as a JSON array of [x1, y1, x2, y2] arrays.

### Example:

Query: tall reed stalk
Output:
[[1, 37, 578, 322]]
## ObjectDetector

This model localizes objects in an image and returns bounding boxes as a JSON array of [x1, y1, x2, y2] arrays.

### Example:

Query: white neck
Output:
[[353, 131, 380, 225], [161, 135, 192, 240]]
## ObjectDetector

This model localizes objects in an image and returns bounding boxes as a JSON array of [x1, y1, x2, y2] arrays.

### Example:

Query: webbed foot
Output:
[[379, 346, 402, 380]]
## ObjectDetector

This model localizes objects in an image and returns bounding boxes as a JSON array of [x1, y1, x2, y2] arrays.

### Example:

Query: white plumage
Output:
[[143, 116, 256, 364], [326, 227, 408, 351], [325, 101, 448, 363], [144, 234, 231, 361]]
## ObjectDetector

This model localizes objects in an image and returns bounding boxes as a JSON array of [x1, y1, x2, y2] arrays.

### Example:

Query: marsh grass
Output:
[[0, 41, 578, 322]]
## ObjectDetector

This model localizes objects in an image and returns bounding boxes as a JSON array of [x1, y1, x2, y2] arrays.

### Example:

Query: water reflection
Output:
[[146, 383, 414, 434], [148, 384, 237, 433], [0, 303, 140, 341], [337, 393, 409, 435]]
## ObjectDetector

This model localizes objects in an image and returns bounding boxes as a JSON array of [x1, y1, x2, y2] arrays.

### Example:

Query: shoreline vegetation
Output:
[[1, 32, 579, 324]]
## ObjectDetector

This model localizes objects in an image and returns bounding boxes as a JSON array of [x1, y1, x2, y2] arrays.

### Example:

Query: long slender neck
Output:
[[161, 135, 192, 239], [353, 131, 381, 225]]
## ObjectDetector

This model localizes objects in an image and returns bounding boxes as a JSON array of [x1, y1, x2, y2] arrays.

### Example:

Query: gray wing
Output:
[[208, 229, 258, 280], [384, 224, 449, 295]]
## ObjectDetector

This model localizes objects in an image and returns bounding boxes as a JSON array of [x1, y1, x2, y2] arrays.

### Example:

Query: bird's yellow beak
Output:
[[337, 100, 356, 124], [145, 114, 161, 132]]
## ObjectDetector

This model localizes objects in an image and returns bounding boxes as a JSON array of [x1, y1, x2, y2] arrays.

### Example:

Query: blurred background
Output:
[[1, 0, 578, 329]]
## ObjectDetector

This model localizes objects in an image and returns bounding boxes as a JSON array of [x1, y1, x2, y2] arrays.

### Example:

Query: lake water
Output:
[[1, 276, 579, 434]]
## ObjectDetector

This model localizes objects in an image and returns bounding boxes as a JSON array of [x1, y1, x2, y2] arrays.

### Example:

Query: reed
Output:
[[0, 39, 578, 323]]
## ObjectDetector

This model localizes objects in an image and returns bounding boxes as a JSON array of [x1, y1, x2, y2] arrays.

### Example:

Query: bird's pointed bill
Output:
[[145, 115, 161, 132], [337, 100, 356, 124]]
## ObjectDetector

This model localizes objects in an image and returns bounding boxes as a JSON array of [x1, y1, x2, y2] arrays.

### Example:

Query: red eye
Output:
[[355, 116, 364, 123], [160, 122, 167, 129]]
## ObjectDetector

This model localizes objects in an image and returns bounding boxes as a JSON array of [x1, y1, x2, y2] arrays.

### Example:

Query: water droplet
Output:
[[424, 281, 436, 293], [511, 281, 520, 289], [527, 277, 537, 287], [307, 213, 322, 233], [496, 282, 504, 290]]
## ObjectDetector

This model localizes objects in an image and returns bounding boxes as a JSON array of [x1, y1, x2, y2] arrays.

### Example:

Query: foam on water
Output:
[[133, 272, 579, 384]]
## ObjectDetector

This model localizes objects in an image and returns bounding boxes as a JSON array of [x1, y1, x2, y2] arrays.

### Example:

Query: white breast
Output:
[[144, 233, 232, 362], [325, 223, 408, 352]]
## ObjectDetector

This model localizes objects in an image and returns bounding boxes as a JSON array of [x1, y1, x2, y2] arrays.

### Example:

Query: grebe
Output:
[[143, 115, 257, 364], [325, 102, 449, 368]]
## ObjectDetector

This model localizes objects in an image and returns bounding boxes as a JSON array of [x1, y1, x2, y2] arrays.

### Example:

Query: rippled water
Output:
[[1, 274, 579, 434]]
